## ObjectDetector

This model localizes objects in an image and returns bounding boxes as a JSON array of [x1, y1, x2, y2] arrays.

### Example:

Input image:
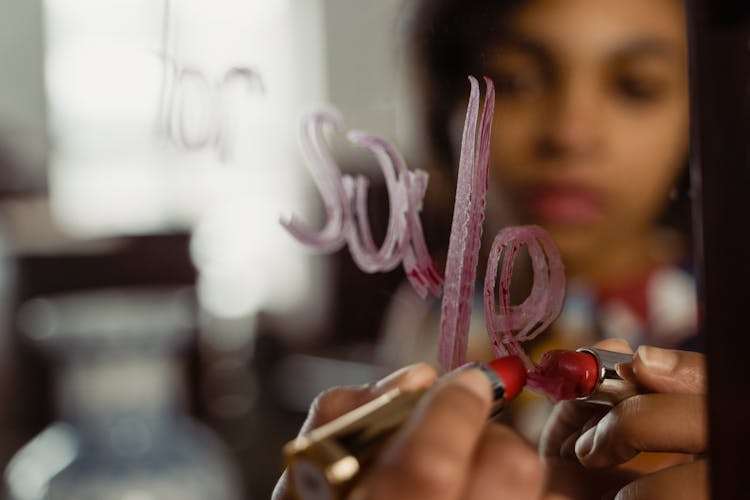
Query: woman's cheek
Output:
[[490, 118, 538, 178]]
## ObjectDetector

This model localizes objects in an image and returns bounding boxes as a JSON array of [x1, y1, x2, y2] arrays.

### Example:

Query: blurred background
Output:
[[0, 0, 420, 497]]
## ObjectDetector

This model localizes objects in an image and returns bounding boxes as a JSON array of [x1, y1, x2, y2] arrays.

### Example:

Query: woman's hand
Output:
[[273, 363, 549, 500], [352, 367, 545, 500], [271, 363, 438, 500], [540, 340, 708, 500], [274, 340, 708, 499]]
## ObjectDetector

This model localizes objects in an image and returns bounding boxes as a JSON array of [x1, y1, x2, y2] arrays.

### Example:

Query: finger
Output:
[[629, 346, 705, 395], [540, 401, 608, 458], [575, 393, 706, 468], [592, 338, 634, 355], [462, 423, 545, 500], [302, 363, 437, 433], [614, 459, 708, 500], [359, 368, 492, 500]]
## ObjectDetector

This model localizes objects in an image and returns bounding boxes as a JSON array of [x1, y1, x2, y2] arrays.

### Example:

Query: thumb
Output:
[[623, 345, 705, 395], [301, 363, 438, 434]]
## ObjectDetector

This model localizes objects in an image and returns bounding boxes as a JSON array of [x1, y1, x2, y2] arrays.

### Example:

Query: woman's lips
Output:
[[525, 185, 605, 225]]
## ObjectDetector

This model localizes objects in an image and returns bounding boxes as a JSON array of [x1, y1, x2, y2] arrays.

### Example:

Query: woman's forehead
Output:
[[497, 0, 687, 62]]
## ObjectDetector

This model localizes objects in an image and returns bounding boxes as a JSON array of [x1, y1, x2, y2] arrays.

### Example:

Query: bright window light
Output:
[[44, 0, 328, 325]]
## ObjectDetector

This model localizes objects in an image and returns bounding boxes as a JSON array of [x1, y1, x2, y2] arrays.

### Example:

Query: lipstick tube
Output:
[[575, 347, 637, 406], [282, 356, 526, 500]]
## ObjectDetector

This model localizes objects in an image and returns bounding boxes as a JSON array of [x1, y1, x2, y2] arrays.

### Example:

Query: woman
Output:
[[378, 0, 697, 443], [275, 0, 706, 497]]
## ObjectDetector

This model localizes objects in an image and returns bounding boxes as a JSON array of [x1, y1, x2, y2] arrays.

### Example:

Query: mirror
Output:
[[5, 0, 743, 498]]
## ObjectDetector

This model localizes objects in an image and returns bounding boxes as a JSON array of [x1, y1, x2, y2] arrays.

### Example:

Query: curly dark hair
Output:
[[407, 0, 523, 168]]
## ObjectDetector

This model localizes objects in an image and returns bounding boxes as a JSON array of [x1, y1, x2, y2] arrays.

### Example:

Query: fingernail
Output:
[[637, 345, 679, 373], [575, 426, 596, 460], [374, 363, 435, 393]]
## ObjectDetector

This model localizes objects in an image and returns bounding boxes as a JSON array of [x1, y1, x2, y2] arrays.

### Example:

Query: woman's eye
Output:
[[493, 69, 541, 96], [614, 75, 665, 102]]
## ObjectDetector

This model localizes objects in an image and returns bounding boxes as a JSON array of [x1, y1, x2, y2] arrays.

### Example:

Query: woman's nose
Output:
[[538, 78, 605, 160]]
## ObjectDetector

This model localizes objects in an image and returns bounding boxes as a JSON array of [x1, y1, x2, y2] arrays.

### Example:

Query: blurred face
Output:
[[484, 0, 689, 273]]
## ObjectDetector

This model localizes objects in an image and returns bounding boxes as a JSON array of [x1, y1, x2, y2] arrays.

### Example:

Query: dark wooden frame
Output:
[[687, 1, 750, 498]]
